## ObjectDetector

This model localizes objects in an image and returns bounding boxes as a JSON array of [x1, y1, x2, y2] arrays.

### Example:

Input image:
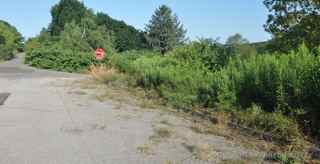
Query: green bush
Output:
[[111, 49, 213, 109], [225, 45, 315, 113], [25, 19, 114, 72], [110, 50, 156, 73], [233, 104, 301, 142], [25, 44, 96, 72], [266, 153, 301, 164], [0, 45, 14, 60], [0, 20, 23, 60], [110, 43, 320, 140], [167, 39, 231, 71]]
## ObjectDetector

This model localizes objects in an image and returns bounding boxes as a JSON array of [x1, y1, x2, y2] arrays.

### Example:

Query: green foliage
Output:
[[167, 39, 231, 70], [210, 44, 320, 136], [110, 42, 320, 141], [264, 0, 320, 52], [25, 43, 96, 72], [95, 13, 148, 52], [132, 56, 210, 109], [49, 0, 149, 53], [226, 33, 257, 58], [25, 0, 115, 72], [111, 41, 231, 109], [226, 33, 249, 46], [233, 104, 301, 142], [268, 153, 300, 164], [0, 20, 23, 60], [49, 0, 87, 36], [145, 5, 187, 54], [110, 50, 156, 73], [25, 21, 114, 72]]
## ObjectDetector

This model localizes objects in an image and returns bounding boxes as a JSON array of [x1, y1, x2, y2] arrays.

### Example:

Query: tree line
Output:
[[0, 20, 23, 60], [21, 0, 320, 146], [2, 0, 320, 61]]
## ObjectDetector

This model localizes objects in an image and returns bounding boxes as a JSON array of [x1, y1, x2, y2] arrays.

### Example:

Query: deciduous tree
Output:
[[49, 0, 87, 36], [264, 0, 320, 52]]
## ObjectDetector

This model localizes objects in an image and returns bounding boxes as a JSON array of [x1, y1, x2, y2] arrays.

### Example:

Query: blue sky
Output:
[[0, 0, 271, 43]]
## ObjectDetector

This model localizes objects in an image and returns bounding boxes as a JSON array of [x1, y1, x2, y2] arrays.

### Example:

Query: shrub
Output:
[[0, 20, 23, 60], [110, 43, 320, 140], [167, 39, 231, 71], [110, 50, 156, 73], [111, 49, 213, 109], [233, 104, 301, 143], [131, 55, 210, 109], [25, 44, 97, 72], [25, 19, 115, 72], [266, 153, 300, 164], [0, 45, 14, 60]]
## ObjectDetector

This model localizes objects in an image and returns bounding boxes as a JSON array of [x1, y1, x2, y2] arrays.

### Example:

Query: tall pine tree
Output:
[[145, 5, 187, 54]]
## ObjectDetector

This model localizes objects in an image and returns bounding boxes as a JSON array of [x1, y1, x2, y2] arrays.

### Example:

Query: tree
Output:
[[226, 33, 257, 57], [264, 0, 320, 52], [0, 20, 23, 60], [226, 33, 249, 46], [145, 5, 187, 54], [95, 13, 148, 52], [49, 0, 87, 36], [0, 35, 5, 45]]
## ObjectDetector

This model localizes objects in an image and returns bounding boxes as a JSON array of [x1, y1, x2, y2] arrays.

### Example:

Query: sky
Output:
[[0, 0, 271, 43]]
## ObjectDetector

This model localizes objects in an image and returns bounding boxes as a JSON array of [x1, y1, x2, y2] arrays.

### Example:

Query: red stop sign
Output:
[[95, 48, 105, 61]]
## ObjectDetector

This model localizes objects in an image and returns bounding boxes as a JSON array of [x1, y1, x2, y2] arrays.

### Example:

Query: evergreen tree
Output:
[[145, 5, 187, 54]]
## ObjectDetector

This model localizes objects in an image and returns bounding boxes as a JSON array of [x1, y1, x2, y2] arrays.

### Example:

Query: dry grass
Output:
[[83, 66, 311, 161], [154, 127, 173, 138], [89, 65, 119, 84], [68, 90, 87, 95], [219, 158, 263, 164], [192, 144, 214, 161], [163, 160, 180, 164], [137, 126, 174, 156], [160, 119, 172, 126], [137, 143, 153, 156], [188, 117, 281, 154], [183, 143, 215, 161], [88, 65, 165, 110]]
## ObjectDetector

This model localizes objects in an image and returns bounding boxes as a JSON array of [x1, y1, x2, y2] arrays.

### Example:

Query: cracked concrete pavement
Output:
[[0, 54, 265, 164]]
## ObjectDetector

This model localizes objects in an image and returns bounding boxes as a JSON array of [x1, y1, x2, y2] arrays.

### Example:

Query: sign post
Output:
[[95, 48, 105, 61]]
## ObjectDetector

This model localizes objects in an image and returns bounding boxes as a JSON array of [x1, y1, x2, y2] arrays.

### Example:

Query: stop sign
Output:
[[95, 48, 105, 61]]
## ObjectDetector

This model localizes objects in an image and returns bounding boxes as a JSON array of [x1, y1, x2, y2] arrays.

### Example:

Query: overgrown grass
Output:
[[106, 42, 320, 148], [232, 104, 301, 144]]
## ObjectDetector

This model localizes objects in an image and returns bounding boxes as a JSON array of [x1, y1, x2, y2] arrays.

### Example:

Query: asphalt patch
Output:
[[0, 93, 10, 105]]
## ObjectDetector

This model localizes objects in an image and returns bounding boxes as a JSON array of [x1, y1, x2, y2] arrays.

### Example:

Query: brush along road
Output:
[[0, 54, 266, 164]]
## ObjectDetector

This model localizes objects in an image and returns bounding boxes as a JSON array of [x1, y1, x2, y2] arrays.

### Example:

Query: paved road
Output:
[[0, 54, 263, 164]]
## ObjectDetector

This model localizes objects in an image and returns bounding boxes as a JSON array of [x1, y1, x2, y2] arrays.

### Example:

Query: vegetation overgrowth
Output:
[[0, 20, 23, 60], [109, 41, 320, 145], [22, 0, 320, 153]]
